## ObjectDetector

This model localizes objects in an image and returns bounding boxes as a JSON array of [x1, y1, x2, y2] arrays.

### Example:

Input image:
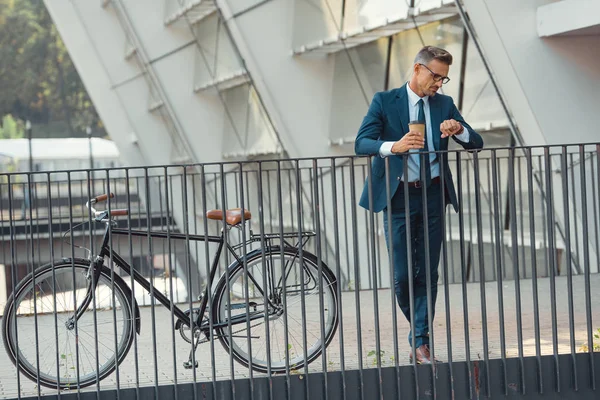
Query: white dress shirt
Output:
[[379, 83, 470, 182]]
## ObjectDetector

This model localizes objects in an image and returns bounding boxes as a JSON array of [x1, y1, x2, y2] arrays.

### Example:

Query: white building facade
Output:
[[41, 0, 600, 285]]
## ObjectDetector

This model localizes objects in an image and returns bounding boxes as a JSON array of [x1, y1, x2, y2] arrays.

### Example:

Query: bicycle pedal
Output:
[[183, 361, 199, 369]]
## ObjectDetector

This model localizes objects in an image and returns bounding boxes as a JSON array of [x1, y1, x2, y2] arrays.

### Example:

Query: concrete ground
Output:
[[1, 273, 599, 398]]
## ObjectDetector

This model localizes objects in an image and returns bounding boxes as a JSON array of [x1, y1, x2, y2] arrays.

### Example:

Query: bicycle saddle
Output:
[[206, 208, 252, 225]]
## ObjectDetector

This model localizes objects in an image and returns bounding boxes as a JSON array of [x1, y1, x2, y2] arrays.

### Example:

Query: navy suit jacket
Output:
[[355, 85, 484, 213]]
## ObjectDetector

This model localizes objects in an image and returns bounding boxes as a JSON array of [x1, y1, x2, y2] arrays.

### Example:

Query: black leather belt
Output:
[[400, 176, 441, 189]]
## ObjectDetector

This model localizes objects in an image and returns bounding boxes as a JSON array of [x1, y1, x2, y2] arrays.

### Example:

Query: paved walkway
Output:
[[1, 274, 599, 398]]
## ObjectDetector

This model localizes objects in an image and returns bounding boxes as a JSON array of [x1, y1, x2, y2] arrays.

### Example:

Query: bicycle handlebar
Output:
[[86, 193, 128, 219]]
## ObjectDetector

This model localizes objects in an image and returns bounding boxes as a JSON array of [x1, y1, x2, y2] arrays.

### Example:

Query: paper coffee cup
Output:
[[408, 120, 425, 137]]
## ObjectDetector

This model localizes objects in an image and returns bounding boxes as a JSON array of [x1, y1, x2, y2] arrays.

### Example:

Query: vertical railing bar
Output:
[[473, 151, 490, 397], [421, 148, 437, 399], [486, 157, 496, 282], [579, 145, 595, 390], [456, 152, 473, 398], [517, 156, 527, 279], [25, 173, 42, 397], [446, 183, 456, 284], [238, 162, 257, 400], [165, 168, 181, 399], [84, 170, 101, 398], [465, 159, 473, 282], [491, 150, 507, 395], [143, 168, 159, 397], [45, 173, 62, 398], [569, 153, 581, 275], [312, 160, 329, 400], [275, 162, 292, 400], [560, 147, 578, 391], [593, 148, 600, 287], [365, 157, 382, 399], [66, 172, 84, 395], [266, 169, 274, 237], [525, 149, 543, 394], [7, 176, 23, 400], [383, 157, 401, 398], [403, 157, 418, 399], [349, 158, 364, 400], [498, 154, 507, 280], [538, 155, 549, 277], [340, 166, 351, 286], [219, 164, 236, 395], [200, 166, 217, 400], [509, 147, 525, 394], [293, 160, 310, 396], [330, 158, 347, 399], [124, 168, 141, 398], [440, 151, 455, 397], [544, 148, 560, 392], [106, 171, 125, 398]]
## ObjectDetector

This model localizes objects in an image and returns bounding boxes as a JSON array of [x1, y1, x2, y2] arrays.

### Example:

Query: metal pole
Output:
[[87, 126, 94, 169], [26, 120, 33, 172]]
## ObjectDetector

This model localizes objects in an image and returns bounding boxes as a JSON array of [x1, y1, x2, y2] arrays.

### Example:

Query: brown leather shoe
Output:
[[408, 344, 436, 364]]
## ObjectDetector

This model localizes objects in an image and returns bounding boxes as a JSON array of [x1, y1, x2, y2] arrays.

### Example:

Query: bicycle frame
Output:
[[75, 221, 316, 334]]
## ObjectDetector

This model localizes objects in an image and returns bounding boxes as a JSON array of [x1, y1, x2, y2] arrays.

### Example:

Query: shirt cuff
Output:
[[379, 141, 395, 157], [454, 125, 470, 142]]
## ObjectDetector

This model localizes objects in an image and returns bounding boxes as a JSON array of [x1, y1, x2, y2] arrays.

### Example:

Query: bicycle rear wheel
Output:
[[2, 260, 135, 389], [212, 247, 338, 373]]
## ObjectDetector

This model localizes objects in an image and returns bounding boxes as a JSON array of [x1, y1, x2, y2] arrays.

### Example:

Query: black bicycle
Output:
[[2, 194, 339, 389]]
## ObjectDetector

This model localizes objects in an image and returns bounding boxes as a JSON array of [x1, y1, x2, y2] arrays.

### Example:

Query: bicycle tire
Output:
[[2, 259, 136, 389], [212, 246, 338, 373]]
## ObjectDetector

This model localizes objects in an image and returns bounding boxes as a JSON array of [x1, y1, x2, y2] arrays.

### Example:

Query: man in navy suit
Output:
[[355, 46, 483, 364]]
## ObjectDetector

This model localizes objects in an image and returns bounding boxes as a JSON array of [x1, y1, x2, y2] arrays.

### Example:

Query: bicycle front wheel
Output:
[[2, 260, 135, 389], [212, 247, 338, 373]]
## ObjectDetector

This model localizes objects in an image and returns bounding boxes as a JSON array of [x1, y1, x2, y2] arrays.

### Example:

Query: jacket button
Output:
[[397, 176, 400, 180]]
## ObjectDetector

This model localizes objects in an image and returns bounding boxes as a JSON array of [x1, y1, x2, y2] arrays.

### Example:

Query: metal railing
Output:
[[0, 143, 599, 399]]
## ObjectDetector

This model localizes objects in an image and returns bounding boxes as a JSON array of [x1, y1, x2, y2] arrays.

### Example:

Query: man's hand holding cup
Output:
[[391, 120, 425, 154]]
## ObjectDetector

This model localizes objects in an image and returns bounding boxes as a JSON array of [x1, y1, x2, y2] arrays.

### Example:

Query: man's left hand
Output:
[[440, 119, 464, 138]]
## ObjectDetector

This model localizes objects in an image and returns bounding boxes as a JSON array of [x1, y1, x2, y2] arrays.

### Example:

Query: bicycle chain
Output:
[[195, 320, 265, 345]]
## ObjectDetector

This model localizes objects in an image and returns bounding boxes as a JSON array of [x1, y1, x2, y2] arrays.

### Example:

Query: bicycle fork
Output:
[[64, 257, 104, 331]]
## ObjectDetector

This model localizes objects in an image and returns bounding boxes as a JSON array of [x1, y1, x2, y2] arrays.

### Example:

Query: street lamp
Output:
[[26, 120, 33, 172], [86, 126, 94, 169]]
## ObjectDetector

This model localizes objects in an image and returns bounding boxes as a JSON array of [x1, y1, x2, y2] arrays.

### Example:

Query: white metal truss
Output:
[[103, 0, 196, 164], [293, 2, 457, 55], [164, 0, 217, 26], [193, 69, 250, 92]]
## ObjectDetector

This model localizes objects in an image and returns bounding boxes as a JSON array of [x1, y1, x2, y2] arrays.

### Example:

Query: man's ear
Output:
[[413, 63, 419, 75]]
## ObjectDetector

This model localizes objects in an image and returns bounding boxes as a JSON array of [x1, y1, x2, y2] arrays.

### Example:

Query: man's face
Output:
[[415, 59, 450, 97]]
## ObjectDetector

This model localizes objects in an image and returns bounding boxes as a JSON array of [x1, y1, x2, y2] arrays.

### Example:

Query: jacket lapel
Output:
[[394, 85, 409, 137], [429, 95, 442, 151]]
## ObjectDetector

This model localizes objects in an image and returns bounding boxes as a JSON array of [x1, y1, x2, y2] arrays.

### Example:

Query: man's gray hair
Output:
[[414, 46, 453, 66]]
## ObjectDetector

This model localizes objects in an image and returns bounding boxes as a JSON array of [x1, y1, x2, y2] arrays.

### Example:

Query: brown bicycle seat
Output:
[[206, 208, 251, 225]]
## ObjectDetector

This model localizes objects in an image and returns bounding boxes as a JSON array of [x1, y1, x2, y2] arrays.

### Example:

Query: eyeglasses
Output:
[[419, 63, 450, 84]]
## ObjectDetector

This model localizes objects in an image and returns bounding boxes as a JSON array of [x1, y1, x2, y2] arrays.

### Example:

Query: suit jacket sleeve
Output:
[[355, 93, 386, 156], [449, 102, 484, 150]]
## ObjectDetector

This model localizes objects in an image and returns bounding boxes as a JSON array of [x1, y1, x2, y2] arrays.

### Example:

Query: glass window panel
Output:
[[292, 0, 343, 48], [193, 14, 243, 88], [461, 39, 509, 129], [343, 0, 409, 34], [387, 16, 464, 101], [329, 38, 388, 142], [222, 84, 280, 157]]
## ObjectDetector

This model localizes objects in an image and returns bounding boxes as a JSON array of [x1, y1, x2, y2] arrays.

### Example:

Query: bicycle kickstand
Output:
[[183, 334, 201, 369]]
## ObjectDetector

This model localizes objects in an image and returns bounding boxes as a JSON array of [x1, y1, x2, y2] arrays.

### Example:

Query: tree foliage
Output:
[[0, 0, 101, 136]]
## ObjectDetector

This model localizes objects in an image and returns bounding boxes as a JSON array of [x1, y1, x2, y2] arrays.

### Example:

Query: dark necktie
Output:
[[417, 99, 431, 186]]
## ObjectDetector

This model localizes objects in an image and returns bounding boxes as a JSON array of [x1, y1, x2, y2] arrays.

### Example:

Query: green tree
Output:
[[0, 0, 101, 136], [0, 114, 24, 138]]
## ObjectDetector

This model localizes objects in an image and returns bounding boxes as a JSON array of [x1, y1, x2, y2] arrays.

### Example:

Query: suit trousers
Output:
[[383, 180, 445, 348]]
